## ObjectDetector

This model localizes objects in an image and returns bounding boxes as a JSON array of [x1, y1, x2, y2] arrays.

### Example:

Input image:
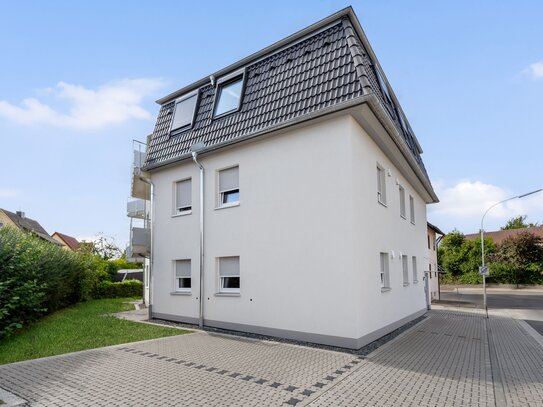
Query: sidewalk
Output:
[[0, 307, 541, 406]]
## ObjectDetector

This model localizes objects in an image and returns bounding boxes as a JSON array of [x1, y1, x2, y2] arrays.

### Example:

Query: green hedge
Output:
[[94, 280, 143, 299]]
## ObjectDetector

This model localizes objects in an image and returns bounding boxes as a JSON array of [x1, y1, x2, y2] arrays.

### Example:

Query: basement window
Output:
[[218, 256, 240, 293], [218, 166, 239, 207], [170, 92, 198, 133], [214, 76, 244, 118], [175, 259, 191, 292]]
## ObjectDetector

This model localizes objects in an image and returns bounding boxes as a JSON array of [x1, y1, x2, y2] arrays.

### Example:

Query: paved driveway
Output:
[[0, 309, 542, 406]]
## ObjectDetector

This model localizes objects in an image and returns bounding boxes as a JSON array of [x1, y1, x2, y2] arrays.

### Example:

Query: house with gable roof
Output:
[[51, 232, 81, 251], [0, 208, 59, 245], [127, 7, 439, 349]]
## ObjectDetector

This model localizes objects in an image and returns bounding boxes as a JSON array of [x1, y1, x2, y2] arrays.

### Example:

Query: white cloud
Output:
[[0, 78, 165, 130], [428, 180, 543, 233], [0, 188, 20, 198], [523, 61, 543, 80]]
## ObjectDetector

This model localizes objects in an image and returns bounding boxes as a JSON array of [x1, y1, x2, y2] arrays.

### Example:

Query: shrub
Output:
[[0, 228, 104, 338], [94, 280, 143, 299]]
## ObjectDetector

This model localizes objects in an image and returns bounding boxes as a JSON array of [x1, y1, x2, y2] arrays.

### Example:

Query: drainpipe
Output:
[[138, 177, 154, 316], [191, 148, 205, 329]]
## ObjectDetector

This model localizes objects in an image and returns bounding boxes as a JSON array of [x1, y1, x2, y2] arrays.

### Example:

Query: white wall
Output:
[[150, 113, 428, 347], [427, 228, 439, 299], [347, 116, 427, 341]]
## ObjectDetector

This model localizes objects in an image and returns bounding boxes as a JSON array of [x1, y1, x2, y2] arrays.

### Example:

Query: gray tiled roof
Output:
[[1, 209, 59, 244], [144, 9, 429, 182]]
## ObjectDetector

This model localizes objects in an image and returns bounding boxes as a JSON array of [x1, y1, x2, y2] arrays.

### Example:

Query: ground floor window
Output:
[[218, 256, 240, 293], [412, 256, 418, 283], [380, 252, 390, 290], [175, 259, 191, 292], [402, 255, 409, 286]]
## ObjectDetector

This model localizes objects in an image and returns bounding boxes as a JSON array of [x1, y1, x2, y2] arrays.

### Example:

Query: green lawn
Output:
[[0, 298, 189, 365]]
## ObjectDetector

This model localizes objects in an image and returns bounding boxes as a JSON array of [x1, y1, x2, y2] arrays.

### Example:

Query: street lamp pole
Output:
[[480, 188, 542, 317]]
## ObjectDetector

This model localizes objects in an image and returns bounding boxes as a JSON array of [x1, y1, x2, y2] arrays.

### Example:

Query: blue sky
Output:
[[1, 1, 542, 248]]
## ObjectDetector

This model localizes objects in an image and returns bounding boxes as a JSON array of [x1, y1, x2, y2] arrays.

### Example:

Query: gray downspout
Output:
[[139, 177, 154, 316], [191, 151, 205, 329]]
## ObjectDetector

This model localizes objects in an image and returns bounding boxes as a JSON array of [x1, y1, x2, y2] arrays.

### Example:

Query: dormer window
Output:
[[170, 92, 198, 133], [214, 75, 244, 118]]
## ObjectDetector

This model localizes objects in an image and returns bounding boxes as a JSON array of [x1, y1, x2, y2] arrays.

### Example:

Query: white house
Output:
[[128, 7, 439, 349], [426, 222, 445, 301]]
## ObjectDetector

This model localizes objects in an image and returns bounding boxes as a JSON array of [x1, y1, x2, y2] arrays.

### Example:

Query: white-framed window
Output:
[[175, 259, 191, 292], [409, 195, 415, 224], [399, 185, 406, 218], [380, 252, 390, 290], [402, 255, 409, 286], [412, 256, 418, 283], [377, 164, 386, 205], [218, 256, 240, 293], [170, 92, 198, 133], [429, 263, 432, 278], [218, 166, 239, 207], [175, 178, 192, 213], [214, 76, 244, 118], [427, 234, 431, 249]]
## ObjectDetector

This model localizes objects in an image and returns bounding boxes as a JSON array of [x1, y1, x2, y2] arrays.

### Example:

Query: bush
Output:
[[94, 280, 143, 299], [0, 228, 104, 338]]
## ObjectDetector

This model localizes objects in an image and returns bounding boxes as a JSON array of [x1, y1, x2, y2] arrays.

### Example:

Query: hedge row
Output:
[[0, 227, 143, 338]]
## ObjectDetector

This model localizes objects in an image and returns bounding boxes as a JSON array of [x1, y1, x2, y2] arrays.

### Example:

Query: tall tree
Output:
[[501, 215, 539, 230]]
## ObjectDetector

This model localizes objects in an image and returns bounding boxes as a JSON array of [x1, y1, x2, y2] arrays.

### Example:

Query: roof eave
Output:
[[156, 6, 356, 105]]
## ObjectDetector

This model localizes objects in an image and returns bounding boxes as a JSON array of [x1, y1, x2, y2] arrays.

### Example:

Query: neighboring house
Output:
[[0, 208, 59, 245], [426, 222, 445, 301], [465, 225, 543, 245], [128, 7, 438, 349], [51, 232, 81, 251]]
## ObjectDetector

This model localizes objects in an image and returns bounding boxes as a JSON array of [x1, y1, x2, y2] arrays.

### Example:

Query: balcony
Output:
[[127, 199, 146, 219], [131, 148, 151, 200], [125, 245, 145, 263], [129, 226, 150, 258]]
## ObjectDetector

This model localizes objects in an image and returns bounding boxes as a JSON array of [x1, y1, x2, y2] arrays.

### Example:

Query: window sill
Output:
[[215, 202, 240, 210], [172, 211, 192, 218], [403, 283, 410, 287], [410, 221, 416, 225], [413, 280, 419, 284], [400, 214, 406, 219], [381, 287, 391, 293], [214, 292, 241, 297], [170, 291, 192, 296], [378, 200, 387, 208]]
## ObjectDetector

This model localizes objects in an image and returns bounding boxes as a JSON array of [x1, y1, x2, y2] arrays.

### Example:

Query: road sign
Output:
[[479, 266, 490, 276]]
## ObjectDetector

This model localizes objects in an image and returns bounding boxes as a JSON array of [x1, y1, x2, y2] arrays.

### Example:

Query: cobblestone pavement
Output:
[[0, 309, 542, 406]]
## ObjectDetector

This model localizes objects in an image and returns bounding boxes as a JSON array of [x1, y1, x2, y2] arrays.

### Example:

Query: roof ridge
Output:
[[341, 18, 373, 95]]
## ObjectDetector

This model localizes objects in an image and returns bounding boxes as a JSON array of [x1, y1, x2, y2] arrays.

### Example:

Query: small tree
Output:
[[501, 215, 539, 230], [90, 233, 122, 261]]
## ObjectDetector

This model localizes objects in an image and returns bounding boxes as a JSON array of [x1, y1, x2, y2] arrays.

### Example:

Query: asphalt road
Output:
[[439, 289, 543, 335]]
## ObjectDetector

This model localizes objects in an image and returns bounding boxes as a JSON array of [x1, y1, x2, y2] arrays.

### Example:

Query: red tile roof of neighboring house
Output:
[[52, 232, 81, 251], [465, 225, 543, 245]]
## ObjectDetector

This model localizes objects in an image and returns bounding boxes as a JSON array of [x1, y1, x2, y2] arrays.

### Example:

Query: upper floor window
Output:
[[377, 164, 386, 205], [214, 76, 243, 117], [409, 195, 415, 224], [218, 166, 239, 207], [399, 185, 406, 218], [175, 179, 192, 213], [171, 93, 198, 132]]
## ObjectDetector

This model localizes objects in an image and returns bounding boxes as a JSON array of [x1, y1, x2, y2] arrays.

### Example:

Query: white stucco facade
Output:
[[426, 226, 440, 301], [148, 113, 430, 348]]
